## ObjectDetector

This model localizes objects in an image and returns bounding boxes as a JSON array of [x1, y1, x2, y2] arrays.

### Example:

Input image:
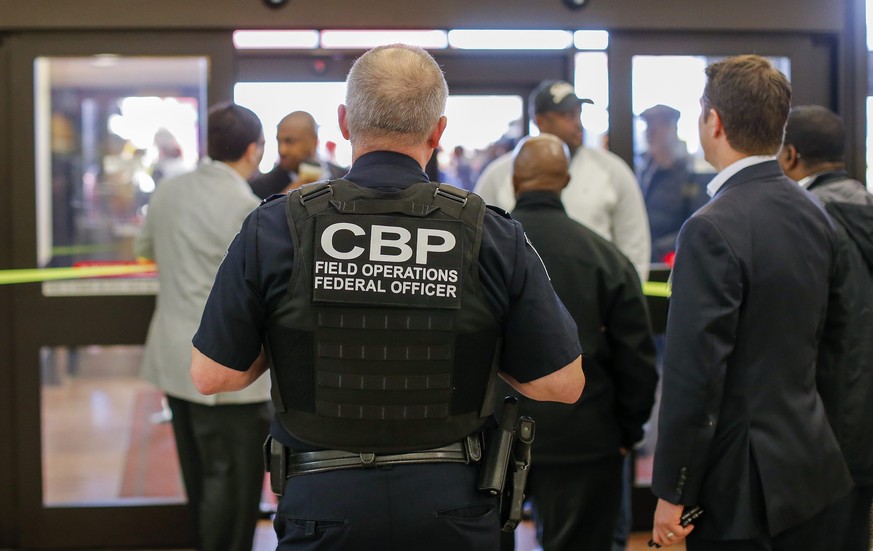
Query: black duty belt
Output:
[[283, 435, 483, 479]]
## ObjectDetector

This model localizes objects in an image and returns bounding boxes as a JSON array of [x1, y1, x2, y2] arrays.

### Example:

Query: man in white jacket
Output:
[[474, 80, 651, 281]]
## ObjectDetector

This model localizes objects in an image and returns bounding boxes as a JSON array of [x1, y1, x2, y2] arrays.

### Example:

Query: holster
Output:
[[476, 397, 536, 532], [263, 436, 288, 497], [502, 416, 534, 531]]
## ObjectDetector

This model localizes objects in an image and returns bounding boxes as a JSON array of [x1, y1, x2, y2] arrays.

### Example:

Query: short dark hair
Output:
[[702, 55, 791, 155], [207, 102, 263, 162], [784, 105, 845, 164]]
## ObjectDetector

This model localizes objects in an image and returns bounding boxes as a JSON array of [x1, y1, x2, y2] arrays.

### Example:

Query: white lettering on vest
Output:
[[321, 223, 458, 265], [321, 223, 365, 260], [416, 229, 456, 264]]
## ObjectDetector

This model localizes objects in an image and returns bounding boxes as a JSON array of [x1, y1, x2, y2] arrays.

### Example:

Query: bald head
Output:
[[276, 111, 318, 172], [512, 134, 572, 197]]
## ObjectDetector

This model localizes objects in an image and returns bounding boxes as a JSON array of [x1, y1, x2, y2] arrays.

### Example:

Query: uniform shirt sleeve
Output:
[[480, 211, 582, 383], [192, 209, 267, 371], [651, 214, 741, 505]]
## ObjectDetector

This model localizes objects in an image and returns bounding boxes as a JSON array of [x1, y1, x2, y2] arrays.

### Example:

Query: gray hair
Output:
[[345, 44, 448, 147]]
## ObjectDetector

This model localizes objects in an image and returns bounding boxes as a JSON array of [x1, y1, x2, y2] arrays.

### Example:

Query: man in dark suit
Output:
[[509, 133, 658, 551], [249, 111, 346, 199], [650, 55, 853, 550]]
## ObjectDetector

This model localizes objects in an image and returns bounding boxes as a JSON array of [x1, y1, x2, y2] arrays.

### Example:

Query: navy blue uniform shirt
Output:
[[194, 151, 581, 447]]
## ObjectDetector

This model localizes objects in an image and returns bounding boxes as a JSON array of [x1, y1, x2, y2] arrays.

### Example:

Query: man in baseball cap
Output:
[[475, 79, 651, 282], [530, 80, 594, 120]]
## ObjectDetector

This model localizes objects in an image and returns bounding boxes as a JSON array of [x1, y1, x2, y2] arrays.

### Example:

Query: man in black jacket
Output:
[[779, 105, 873, 551], [509, 133, 658, 550]]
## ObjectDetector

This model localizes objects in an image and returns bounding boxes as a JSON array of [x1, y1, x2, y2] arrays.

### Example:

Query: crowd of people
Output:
[[135, 45, 873, 551]]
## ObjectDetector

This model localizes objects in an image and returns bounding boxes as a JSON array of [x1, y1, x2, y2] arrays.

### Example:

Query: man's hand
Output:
[[652, 498, 694, 547]]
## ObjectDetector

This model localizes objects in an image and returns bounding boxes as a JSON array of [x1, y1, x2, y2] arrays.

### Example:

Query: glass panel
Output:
[[41, 345, 184, 506], [34, 56, 207, 292], [236, 84, 523, 193], [439, 95, 523, 190], [234, 82, 350, 173], [575, 51, 610, 148], [630, 55, 791, 486]]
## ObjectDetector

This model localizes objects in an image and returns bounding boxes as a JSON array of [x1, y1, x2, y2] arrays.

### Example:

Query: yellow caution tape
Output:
[[642, 281, 671, 298], [0, 265, 672, 297], [0, 264, 156, 285]]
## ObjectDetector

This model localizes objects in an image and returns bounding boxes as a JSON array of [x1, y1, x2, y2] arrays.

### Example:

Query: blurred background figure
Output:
[[151, 127, 189, 184], [636, 104, 708, 265], [450, 145, 475, 190], [249, 110, 346, 199]]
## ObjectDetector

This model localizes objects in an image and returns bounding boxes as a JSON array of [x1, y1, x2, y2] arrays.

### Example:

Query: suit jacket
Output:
[[249, 163, 291, 199], [135, 161, 271, 405], [652, 160, 852, 539], [249, 161, 348, 200]]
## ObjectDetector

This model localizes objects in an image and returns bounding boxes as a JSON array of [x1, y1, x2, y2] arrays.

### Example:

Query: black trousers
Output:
[[525, 456, 624, 551], [685, 497, 842, 551], [828, 483, 873, 551], [275, 463, 500, 551], [167, 396, 271, 551]]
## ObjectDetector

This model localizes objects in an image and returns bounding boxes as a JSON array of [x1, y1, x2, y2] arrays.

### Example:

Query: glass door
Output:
[[235, 49, 576, 190], [606, 31, 836, 529], [6, 31, 234, 549]]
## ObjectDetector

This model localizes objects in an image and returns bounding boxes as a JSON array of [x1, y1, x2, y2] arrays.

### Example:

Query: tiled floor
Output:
[[41, 345, 679, 551]]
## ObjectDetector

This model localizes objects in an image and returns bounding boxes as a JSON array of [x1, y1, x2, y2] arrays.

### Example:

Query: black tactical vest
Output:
[[267, 180, 501, 453]]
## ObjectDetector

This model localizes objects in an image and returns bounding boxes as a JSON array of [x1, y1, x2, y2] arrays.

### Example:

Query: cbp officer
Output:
[[190, 43, 585, 551]]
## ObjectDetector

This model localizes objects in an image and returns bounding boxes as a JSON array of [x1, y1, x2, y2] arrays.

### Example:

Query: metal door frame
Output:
[[5, 30, 234, 549]]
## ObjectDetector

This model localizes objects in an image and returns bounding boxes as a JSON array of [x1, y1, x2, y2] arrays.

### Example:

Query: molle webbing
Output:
[[314, 310, 455, 422]]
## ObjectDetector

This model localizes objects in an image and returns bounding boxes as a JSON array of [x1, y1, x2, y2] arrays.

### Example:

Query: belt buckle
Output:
[[359, 452, 376, 468]]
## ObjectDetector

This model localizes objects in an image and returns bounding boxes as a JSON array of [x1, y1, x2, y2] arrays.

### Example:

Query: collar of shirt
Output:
[[513, 191, 567, 213], [798, 170, 832, 189], [345, 151, 430, 190], [206, 158, 254, 191], [706, 155, 776, 197]]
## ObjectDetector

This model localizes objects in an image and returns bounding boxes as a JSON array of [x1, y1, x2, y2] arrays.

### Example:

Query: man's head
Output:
[[207, 103, 265, 178], [641, 104, 682, 166], [340, 44, 448, 160], [530, 80, 593, 152], [779, 105, 846, 181], [512, 133, 572, 197], [276, 111, 319, 173], [699, 55, 791, 167]]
